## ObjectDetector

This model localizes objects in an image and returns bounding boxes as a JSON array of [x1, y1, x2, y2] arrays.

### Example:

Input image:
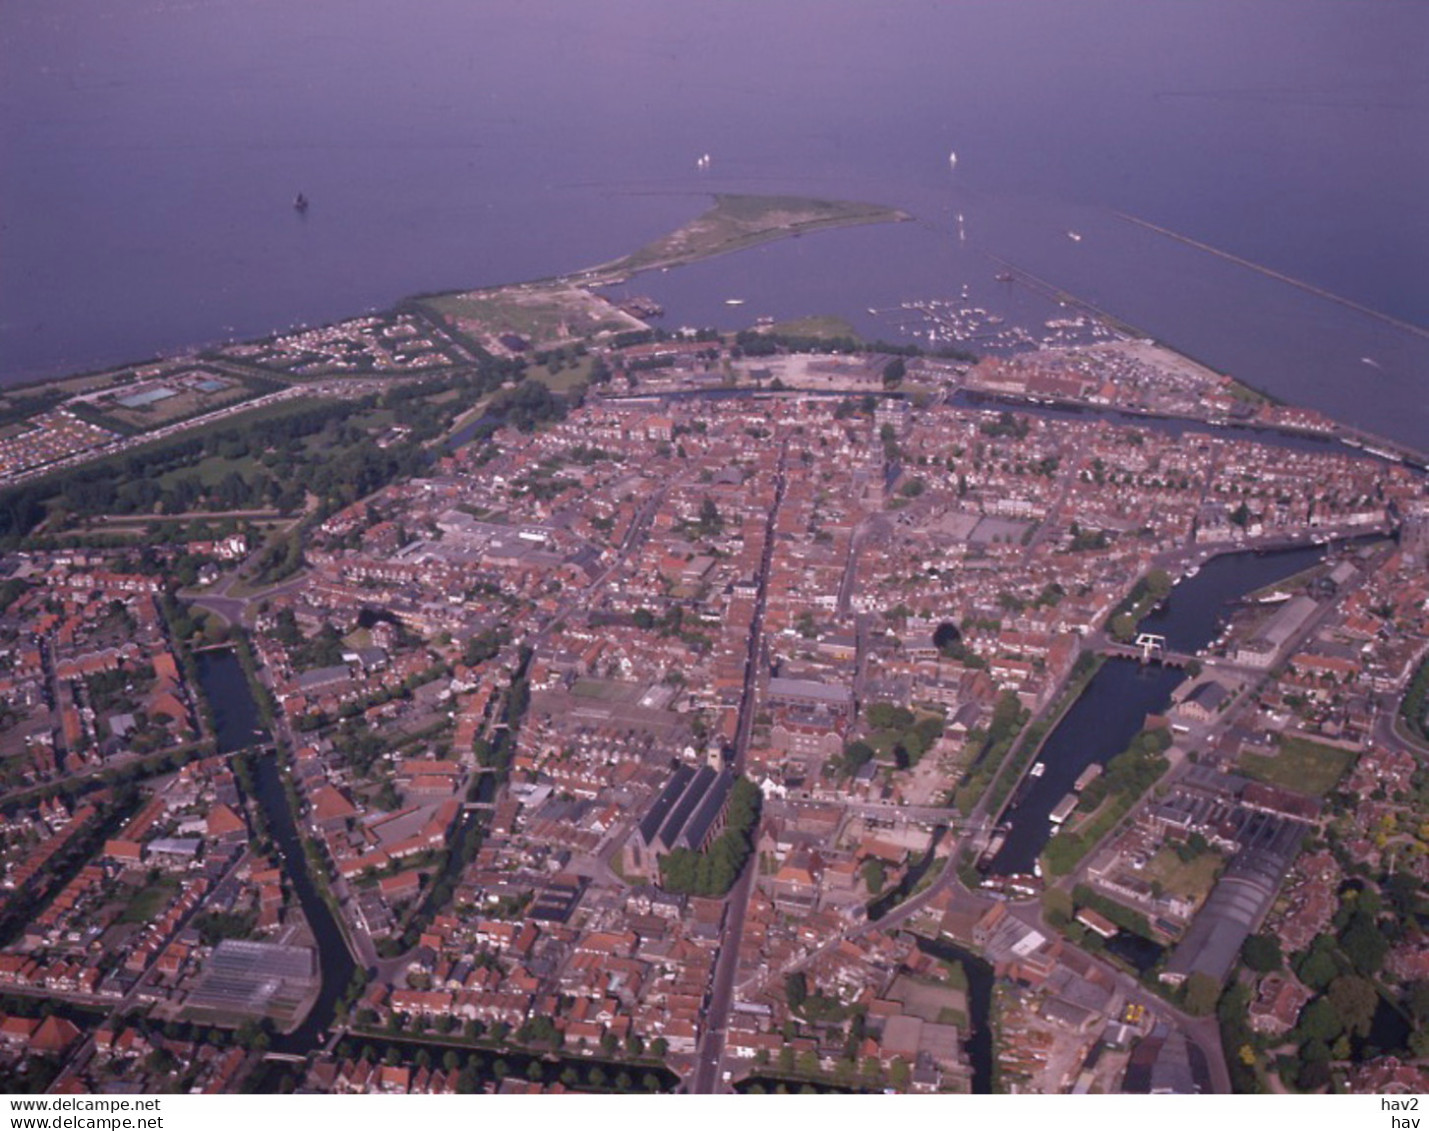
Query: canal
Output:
[[986, 543, 1329, 877], [256, 754, 358, 1054], [195, 647, 271, 753], [1102, 930, 1166, 975], [914, 936, 996, 1094], [447, 411, 497, 449], [331, 1032, 678, 1094], [601, 386, 1388, 464], [1139, 543, 1328, 654], [867, 825, 947, 921], [949, 390, 1385, 462], [193, 648, 359, 1058]]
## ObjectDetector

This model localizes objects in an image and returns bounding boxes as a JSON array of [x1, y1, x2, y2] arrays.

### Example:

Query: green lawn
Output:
[[528, 356, 594, 393], [1237, 735, 1355, 797], [763, 315, 859, 340], [119, 875, 182, 924], [346, 407, 397, 431], [1141, 845, 1224, 904], [156, 452, 265, 491], [570, 678, 642, 703]]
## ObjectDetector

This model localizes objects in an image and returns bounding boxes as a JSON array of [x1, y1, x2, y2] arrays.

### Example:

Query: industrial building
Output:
[[765, 676, 854, 717], [184, 939, 318, 1020], [1159, 812, 1305, 987], [1233, 596, 1319, 668]]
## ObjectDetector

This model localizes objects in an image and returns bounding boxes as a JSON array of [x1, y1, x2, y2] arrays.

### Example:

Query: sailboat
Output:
[[948, 150, 958, 169], [294, 192, 309, 213]]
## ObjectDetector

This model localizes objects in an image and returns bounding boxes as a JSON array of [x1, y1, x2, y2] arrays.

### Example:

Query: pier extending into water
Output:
[[1115, 211, 1429, 342]]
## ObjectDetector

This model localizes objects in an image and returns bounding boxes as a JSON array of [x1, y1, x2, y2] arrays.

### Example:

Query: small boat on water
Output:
[[1066, 230, 1082, 242], [294, 192, 309, 212], [1028, 762, 1045, 778], [1049, 793, 1079, 825], [1005, 873, 1041, 898], [724, 298, 745, 306], [948, 150, 958, 168]]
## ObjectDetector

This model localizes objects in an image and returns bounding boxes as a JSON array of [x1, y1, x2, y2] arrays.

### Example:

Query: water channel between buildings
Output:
[[193, 648, 675, 1089], [194, 648, 354, 1056], [914, 936, 996, 1094], [986, 542, 1331, 877], [594, 385, 1397, 464]]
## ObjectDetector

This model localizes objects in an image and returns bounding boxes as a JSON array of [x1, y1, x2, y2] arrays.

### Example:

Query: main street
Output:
[[690, 441, 787, 1095]]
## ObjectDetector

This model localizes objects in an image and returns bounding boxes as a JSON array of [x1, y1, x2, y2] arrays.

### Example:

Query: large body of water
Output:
[[3, 2, 1428, 446]]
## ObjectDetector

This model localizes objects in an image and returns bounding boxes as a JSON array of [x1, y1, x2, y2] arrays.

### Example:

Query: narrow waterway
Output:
[[255, 755, 357, 1055], [599, 386, 1385, 463], [986, 543, 1330, 876], [949, 390, 1375, 460], [193, 648, 357, 1058], [447, 412, 497, 449], [1139, 543, 1326, 653], [195, 648, 270, 753], [914, 936, 995, 1094], [336, 1032, 678, 1093], [1102, 931, 1165, 975], [867, 826, 946, 921]]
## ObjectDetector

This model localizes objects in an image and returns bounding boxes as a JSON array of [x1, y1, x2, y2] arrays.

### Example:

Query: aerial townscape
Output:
[[2, 194, 1429, 1101]]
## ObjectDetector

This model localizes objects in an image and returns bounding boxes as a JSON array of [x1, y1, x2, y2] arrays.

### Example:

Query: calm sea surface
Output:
[[3, 1, 1427, 442]]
